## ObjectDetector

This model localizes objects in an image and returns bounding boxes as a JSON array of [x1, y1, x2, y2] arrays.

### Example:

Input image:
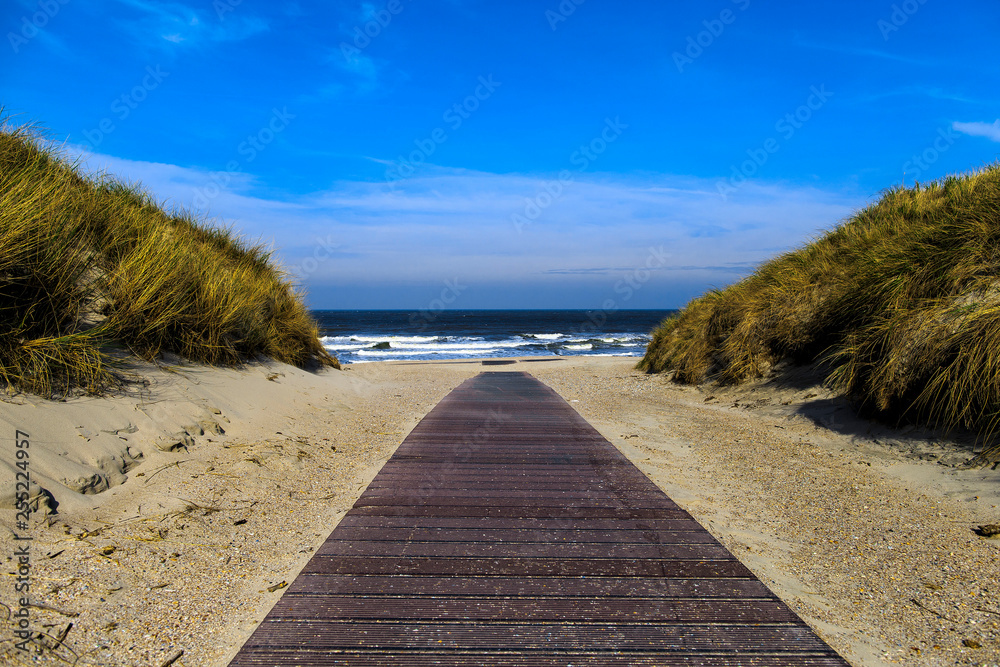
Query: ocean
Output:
[[313, 310, 675, 365]]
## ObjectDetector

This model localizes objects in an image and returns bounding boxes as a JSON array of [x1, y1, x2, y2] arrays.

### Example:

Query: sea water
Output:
[[312, 310, 675, 365]]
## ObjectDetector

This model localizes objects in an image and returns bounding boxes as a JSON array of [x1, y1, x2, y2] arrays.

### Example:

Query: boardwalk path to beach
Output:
[[229, 371, 849, 666]]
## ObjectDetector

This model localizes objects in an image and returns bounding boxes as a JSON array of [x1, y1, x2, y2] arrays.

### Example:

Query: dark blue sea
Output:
[[312, 310, 675, 365]]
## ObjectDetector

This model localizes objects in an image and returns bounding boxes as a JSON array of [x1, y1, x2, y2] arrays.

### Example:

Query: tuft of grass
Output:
[[640, 164, 1000, 458], [0, 117, 337, 397]]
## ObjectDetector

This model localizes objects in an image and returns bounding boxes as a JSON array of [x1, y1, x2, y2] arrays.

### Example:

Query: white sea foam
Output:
[[323, 327, 653, 363], [348, 335, 440, 344], [588, 352, 641, 357], [356, 347, 497, 357]]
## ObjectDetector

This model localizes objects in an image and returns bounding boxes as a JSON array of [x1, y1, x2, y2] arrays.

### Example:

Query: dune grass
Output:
[[640, 164, 1000, 458], [0, 119, 337, 397]]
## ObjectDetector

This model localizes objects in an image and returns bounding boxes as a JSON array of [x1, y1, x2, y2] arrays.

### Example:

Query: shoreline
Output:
[[1, 356, 997, 665]]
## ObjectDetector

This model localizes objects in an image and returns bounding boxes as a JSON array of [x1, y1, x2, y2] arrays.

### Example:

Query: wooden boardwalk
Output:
[[229, 371, 849, 666]]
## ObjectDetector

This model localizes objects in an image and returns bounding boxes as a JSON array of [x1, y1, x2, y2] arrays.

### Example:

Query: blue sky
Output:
[[3, 0, 999, 309]]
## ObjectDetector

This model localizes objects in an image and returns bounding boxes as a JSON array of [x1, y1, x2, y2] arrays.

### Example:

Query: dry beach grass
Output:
[[0, 357, 997, 666], [0, 120, 334, 399], [641, 164, 1000, 465]]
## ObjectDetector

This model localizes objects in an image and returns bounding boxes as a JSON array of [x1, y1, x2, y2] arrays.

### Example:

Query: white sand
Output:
[[0, 357, 997, 665]]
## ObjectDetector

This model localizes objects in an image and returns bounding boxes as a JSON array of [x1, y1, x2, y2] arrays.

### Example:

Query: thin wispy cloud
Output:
[[359, 3, 382, 22], [109, 0, 268, 46], [30, 28, 73, 58], [954, 120, 1000, 143], [852, 86, 991, 106], [338, 51, 380, 82], [543, 263, 758, 275], [542, 268, 632, 276], [63, 148, 861, 302], [326, 1, 418, 94], [208, 15, 270, 42], [793, 36, 934, 66], [323, 38, 387, 97]]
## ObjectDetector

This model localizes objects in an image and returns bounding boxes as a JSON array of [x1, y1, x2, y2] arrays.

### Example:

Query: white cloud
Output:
[[953, 120, 1000, 143], [62, 147, 864, 304], [339, 51, 379, 80], [324, 45, 384, 97]]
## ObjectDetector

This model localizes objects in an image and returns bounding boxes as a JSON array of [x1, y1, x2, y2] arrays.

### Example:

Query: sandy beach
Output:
[[1, 357, 998, 666]]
